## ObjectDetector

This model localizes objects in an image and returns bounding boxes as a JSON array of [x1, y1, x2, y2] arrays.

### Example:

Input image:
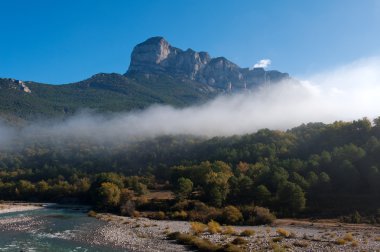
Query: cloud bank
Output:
[[1, 57, 380, 148]]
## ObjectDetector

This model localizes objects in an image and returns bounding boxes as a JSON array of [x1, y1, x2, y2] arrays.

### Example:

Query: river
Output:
[[0, 206, 121, 252]]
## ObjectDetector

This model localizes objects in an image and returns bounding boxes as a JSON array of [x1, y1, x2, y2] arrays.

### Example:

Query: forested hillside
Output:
[[0, 117, 379, 220]]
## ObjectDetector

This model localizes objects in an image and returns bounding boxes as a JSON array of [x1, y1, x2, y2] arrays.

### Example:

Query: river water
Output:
[[0, 206, 121, 252]]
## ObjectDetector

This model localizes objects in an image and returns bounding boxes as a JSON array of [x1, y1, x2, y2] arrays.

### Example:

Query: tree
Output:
[[254, 184, 271, 206], [204, 170, 232, 207], [277, 182, 306, 215], [96, 182, 121, 210], [175, 177, 193, 200]]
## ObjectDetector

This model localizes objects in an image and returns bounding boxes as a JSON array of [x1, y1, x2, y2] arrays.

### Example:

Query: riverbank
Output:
[[0, 202, 43, 214], [95, 213, 380, 251]]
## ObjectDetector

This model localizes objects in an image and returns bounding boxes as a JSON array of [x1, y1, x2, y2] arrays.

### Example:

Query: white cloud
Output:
[[251, 59, 271, 69]]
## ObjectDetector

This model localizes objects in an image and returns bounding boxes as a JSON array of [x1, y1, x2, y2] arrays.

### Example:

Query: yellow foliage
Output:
[[240, 229, 255, 237], [222, 226, 236, 235], [335, 238, 346, 245], [343, 232, 354, 242], [190, 222, 207, 234], [276, 228, 291, 238], [207, 220, 222, 234]]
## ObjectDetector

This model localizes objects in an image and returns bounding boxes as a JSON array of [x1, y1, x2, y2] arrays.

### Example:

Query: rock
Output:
[[126, 36, 290, 91]]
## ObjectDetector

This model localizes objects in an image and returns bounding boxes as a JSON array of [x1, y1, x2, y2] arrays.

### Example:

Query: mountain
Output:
[[0, 37, 290, 123], [127, 36, 289, 91]]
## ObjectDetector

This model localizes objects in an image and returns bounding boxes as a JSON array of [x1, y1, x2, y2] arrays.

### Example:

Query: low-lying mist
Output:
[[1, 57, 380, 149]]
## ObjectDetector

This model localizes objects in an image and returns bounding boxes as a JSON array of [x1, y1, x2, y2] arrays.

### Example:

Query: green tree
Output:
[[277, 182, 306, 215], [254, 184, 271, 206], [175, 177, 193, 200]]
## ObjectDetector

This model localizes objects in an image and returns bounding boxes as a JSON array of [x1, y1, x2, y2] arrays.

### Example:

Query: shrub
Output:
[[167, 232, 221, 251], [240, 205, 276, 225], [87, 210, 97, 217], [351, 241, 359, 247], [231, 237, 247, 245], [172, 210, 188, 220], [222, 206, 243, 224], [276, 228, 291, 238], [343, 233, 354, 242], [190, 222, 207, 234], [272, 237, 283, 242], [271, 243, 286, 252], [293, 241, 309, 247], [120, 200, 135, 216], [222, 226, 236, 235], [253, 206, 276, 225], [335, 238, 346, 245], [240, 229, 255, 237], [207, 220, 222, 234], [221, 243, 244, 252]]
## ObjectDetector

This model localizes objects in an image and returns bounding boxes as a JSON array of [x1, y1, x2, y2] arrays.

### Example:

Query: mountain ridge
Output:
[[0, 36, 290, 123]]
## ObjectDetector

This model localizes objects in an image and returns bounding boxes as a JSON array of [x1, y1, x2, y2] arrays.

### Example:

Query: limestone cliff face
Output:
[[126, 37, 289, 91]]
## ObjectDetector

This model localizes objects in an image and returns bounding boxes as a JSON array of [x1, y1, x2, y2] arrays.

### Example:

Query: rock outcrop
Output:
[[126, 37, 289, 91], [0, 79, 31, 93]]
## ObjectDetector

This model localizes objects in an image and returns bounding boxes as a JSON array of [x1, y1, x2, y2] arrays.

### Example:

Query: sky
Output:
[[0, 0, 379, 84]]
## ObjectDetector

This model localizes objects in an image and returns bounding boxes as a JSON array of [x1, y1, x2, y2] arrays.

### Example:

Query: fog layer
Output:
[[1, 57, 380, 147]]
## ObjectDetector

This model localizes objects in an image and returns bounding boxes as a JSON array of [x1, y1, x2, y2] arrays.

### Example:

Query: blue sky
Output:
[[0, 0, 379, 84]]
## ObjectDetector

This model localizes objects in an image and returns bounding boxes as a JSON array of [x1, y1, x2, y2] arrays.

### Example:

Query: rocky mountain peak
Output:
[[126, 37, 289, 91]]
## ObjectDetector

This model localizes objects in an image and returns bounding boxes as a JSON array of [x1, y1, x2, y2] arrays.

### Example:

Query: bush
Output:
[[222, 226, 236, 235], [171, 210, 188, 220], [222, 206, 243, 224], [167, 232, 221, 251], [253, 206, 276, 225], [120, 200, 135, 216], [221, 243, 244, 252], [239, 205, 275, 225], [149, 211, 166, 220], [343, 233, 354, 242], [240, 229, 255, 237], [293, 241, 309, 247], [276, 228, 291, 238], [272, 237, 283, 242], [207, 220, 222, 234], [335, 238, 346, 245], [231, 237, 247, 245], [190, 222, 207, 234], [87, 210, 97, 217]]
